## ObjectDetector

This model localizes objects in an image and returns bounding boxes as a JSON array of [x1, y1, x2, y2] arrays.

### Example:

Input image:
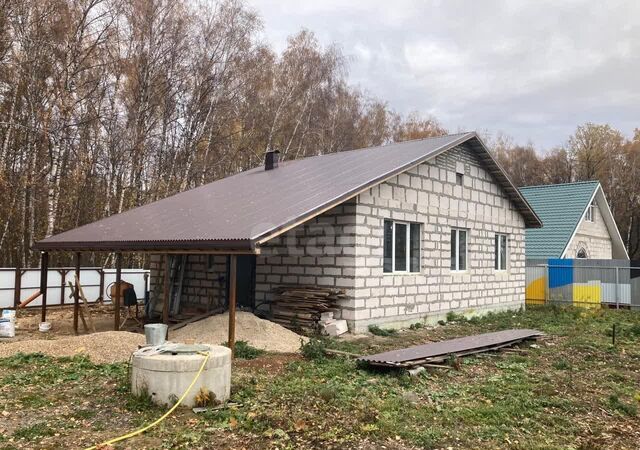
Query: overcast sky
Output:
[[246, 0, 640, 150]]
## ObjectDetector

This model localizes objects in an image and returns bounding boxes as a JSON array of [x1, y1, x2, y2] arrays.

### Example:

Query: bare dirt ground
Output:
[[0, 307, 305, 364], [3, 304, 141, 342]]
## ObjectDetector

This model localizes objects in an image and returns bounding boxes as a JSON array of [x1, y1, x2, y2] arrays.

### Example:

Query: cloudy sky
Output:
[[246, 0, 640, 149]]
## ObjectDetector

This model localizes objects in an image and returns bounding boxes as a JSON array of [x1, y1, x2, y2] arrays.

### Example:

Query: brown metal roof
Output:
[[34, 132, 541, 252]]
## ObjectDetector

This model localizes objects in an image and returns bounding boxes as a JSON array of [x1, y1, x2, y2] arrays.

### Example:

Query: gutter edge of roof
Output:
[[32, 238, 257, 253]]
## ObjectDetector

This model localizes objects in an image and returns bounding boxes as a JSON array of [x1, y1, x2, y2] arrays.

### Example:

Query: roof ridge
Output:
[[283, 131, 475, 161], [519, 180, 600, 190]]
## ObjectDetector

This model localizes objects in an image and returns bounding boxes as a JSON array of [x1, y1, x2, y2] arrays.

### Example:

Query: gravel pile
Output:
[[0, 331, 145, 364], [171, 311, 306, 353]]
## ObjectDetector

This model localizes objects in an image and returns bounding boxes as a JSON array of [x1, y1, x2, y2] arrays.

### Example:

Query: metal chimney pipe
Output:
[[265, 150, 280, 170]]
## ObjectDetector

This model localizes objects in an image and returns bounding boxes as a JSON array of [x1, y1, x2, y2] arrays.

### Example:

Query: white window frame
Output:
[[384, 220, 421, 274], [450, 228, 468, 272], [495, 233, 508, 271], [585, 201, 595, 222], [391, 221, 410, 273]]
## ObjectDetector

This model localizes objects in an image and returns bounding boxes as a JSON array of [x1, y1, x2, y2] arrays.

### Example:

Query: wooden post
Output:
[[98, 268, 105, 303], [59, 269, 66, 306], [74, 253, 81, 334], [13, 263, 21, 308], [40, 252, 49, 323], [114, 252, 122, 331], [228, 255, 237, 357], [163, 254, 170, 324]]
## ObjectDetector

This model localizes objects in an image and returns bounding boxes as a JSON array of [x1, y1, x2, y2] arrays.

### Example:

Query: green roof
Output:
[[519, 181, 600, 259]]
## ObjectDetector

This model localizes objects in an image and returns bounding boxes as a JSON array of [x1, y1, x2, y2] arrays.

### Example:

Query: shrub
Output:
[[300, 337, 327, 360], [445, 312, 467, 323], [368, 325, 397, 336], [225, 341, 265, 360]]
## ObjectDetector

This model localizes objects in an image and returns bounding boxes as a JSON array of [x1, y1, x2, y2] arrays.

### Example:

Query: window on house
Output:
[[456, 172, 464, 186], [576, 248, 588, 258], [450, 228, 467, 271], [585, 201, 596, 222], [494, 234, 508, 270], [383, 220, 421, 273]]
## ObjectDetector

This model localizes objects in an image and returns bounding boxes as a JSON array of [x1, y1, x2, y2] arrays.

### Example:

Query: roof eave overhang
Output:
[[32, 239, 259, 254]]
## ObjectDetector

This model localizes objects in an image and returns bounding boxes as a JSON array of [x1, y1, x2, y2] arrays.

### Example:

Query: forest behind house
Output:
[[1, 0, 639, 267]]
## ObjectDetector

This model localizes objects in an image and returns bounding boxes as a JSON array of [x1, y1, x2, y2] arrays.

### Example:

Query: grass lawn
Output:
[[1, 305, 639, 449]]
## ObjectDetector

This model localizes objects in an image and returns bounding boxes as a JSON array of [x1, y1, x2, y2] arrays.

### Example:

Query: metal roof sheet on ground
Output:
[[358, 329, 544, 365], [35, 132, 541, 252], [519, 181, 599, 259]]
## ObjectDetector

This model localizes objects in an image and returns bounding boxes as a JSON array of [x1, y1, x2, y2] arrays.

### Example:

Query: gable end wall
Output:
[[345, 144, 526, 331], [564, 199, 613, 259]]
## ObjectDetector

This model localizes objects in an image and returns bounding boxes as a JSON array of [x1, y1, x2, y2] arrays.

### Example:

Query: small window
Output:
[[576, 248, 588, 258], [450, 228, 467, 271], [456, 172, 464, 186], [494, 234, 508, 271], [585, 201, 595, 222], [383, 220, 421, 273]]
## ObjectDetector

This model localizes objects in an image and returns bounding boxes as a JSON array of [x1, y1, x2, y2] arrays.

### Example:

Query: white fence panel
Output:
[[0, 268, 150, 309]]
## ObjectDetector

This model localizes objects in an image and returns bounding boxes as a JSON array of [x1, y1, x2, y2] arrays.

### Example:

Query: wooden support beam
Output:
[[228, 254, 237, 358], [74, 253, 81, 334], [40, 252, 49, 323], [13, 263, 21, 308], [114, 252, 122, 331], [163, 254, 170, 325], [59, 269, 66, 306], [18, 290, 41, 309], [98, 268, 105, 303]]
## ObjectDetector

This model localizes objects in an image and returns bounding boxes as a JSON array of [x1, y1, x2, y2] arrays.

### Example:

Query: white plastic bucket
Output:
[[39, 322, 52, 333], [144, 323, 168, 345], [0, 310, 16, 338]]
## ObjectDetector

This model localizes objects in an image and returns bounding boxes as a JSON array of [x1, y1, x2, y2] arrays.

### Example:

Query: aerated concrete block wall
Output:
[[253, 201, 357, 315], [149, 254, 228, 314], [347, 144, 527, 331]]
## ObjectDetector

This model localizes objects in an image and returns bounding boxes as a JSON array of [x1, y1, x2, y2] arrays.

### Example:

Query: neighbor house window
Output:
[[576, 248, 588, 258], [456, 172, 464, 186], [494, 234, 508, 271], [383, 220, 421, 273], [585, 201, 595, 222], [450, 228, 467, 271]]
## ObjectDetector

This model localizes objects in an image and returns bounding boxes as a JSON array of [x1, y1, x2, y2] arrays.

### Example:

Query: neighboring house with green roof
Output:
[[519, 181, 628, 260]]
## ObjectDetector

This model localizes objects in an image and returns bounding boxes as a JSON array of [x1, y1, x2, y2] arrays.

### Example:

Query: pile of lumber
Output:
[[270, 286, 346, 333]]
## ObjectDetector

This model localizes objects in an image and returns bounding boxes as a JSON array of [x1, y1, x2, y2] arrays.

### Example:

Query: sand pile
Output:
[[171, 311, 306, 353], [0, 331, 145, 364]]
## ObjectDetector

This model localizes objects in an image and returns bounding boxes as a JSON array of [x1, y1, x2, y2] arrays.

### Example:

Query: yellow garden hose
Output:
[[83, 351, 210, 450]]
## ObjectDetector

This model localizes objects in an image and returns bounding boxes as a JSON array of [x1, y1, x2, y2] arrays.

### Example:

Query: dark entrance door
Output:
[[228, 255, 256, 309]]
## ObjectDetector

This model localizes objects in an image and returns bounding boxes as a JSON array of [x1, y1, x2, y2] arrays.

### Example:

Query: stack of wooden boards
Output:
[[270, 286, 346, 333]]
